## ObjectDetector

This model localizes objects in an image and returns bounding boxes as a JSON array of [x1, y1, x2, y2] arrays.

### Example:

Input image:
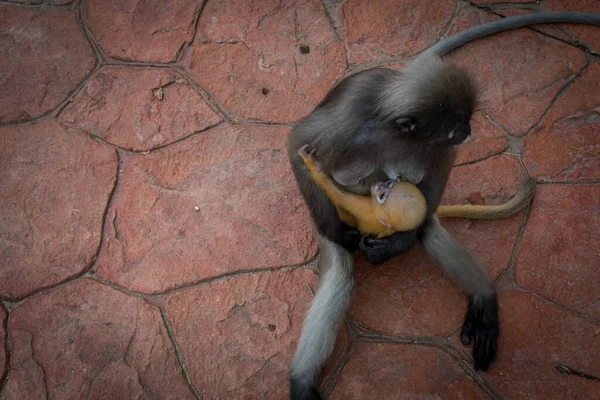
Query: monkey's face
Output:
[[394, 107, 472, 146], [371, 180, 395, 205], [390, 62, 478, 147]]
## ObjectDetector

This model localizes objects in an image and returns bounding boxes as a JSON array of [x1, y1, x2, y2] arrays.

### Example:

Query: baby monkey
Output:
[[298, 144, 427, 237]]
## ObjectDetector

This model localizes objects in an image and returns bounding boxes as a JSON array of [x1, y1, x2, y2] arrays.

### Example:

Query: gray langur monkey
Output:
[[286, 11, 600, 400]]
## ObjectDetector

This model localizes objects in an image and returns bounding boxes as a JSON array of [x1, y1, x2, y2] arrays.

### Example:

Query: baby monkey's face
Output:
[[371, 180, 395, 204]]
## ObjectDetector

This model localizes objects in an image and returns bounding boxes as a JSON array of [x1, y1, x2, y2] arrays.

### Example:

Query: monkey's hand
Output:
[[298, 144, 322, 172], [359, 228, 421, 264], [461, 295, 499, 371], [343, 229, 362, 252]]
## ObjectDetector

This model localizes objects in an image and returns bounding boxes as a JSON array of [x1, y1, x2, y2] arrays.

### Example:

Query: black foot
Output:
[[290, 378, 322, 400], [461, 295, 499, 371]]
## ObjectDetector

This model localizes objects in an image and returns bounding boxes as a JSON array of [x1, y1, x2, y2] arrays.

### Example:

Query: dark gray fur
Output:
[[287, 11, 600, 400]]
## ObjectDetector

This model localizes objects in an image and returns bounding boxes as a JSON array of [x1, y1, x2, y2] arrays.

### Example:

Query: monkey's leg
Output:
[[290, 236, 354, 400], [422, 217, 498, 371]]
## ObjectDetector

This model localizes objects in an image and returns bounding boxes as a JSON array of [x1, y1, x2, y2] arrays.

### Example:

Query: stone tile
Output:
[[350, 250, 468, 337], [544, 0, 600, 54], [83, 0, 201, 63], [0, 121, 117, 300], [523, 111, 600, 182], [523, 64, 600, 182], [351, 156, 526, 336], [0, 6, 96, 124], [488, 291, 600, 400], [95, 124, 317, 293], [3, 279, 194, 400], [163, 268, 320, 399], [455, 112, 508, 165], [442, 154, 529, 207], [0, 306, 6, 380], [339, 0, 455, 64], [59, 68, 222, 151], [329, 342, 488, 399], [444, 10, 587, 136], [516, 185, 600, 318], [186, 0, 345, 123]]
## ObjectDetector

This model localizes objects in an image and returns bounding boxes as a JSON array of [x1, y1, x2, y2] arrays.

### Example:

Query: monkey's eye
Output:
[[377, 192, 388, 204], [394, 117, 417, 134]]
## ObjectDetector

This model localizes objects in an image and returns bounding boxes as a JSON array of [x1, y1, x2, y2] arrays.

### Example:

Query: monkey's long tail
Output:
[[437, 177, 535, 220], [428, 11, 600, 57], [290, 237, 354, 399]]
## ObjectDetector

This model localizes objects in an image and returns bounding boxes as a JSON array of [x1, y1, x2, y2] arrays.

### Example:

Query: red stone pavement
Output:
[[1, 1, 598, 399]]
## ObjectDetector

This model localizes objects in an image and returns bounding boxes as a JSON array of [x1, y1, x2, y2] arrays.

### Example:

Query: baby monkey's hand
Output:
[[298, 144, 322, 172]]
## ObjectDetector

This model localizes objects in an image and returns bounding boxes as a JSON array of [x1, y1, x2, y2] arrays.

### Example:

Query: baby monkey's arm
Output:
[[298, 145, 374, 218]]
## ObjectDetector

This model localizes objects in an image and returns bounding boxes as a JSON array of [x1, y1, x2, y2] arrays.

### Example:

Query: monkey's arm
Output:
[[298, 146, 375, 220], [288, 147, 361, 252], [359, 150, 454, 264], [422, 216, 498, 371]]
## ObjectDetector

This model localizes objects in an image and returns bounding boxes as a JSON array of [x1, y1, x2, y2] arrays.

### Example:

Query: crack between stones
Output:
[[0, 1, 76, 9], [158, 307, 201, 400], [85, 359, 116, 400], [76, 0, 106, 64], [155, 263, 315, 297], [175, 68, 238, 124], [320, 320, 357, 398], [1, 62, 102, 128], [436, 0, 464, 44], [452, 151, 507, 168], [0, 309, 12, 399], [527, 291, 600, 324], [320, 0, 345, 42], [26, 331, 50, 400], [173, 0, 208, 63], [525, 63, 589, 137], [495, 179, 534, 290], [58, 99, 225, 154], [355, 329, 506, 399]]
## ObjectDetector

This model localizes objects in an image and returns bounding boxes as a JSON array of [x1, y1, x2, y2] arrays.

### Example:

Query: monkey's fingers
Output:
[[343, 229, 362, 252], [359, 236, 394, 264], [461, 295, 499, 371], [460, 317, 474, 345]]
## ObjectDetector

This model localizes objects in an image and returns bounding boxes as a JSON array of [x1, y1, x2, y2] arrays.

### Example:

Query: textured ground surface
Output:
[[1, 0, 599, 399]]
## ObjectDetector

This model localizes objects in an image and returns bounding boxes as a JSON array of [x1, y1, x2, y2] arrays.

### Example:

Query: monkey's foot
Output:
[[461, 294, 499, 371], [290, 378, 322, 400]]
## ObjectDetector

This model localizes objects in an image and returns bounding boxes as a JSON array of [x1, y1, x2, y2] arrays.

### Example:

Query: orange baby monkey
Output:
[[298, 145, 427, 238]]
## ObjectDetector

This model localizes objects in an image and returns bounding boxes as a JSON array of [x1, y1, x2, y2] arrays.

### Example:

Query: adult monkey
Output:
[[287, 11, 600, 400]]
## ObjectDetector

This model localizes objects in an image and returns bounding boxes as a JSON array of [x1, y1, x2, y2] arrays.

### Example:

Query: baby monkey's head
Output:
[[371, 180, 427, 232]]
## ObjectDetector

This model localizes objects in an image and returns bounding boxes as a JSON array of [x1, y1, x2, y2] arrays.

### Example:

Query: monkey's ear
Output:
[[394, 117, 417, 133]]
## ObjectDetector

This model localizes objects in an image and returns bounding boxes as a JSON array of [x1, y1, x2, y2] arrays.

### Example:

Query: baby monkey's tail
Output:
[[437, 177, 535, 220]]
